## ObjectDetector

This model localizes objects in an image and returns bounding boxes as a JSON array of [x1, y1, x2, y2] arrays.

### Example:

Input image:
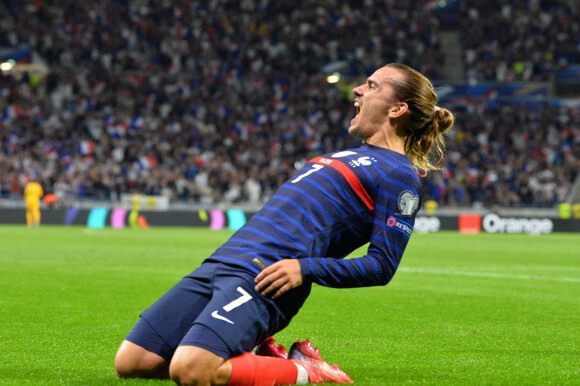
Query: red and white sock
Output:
[[228, 352, 309, 386]]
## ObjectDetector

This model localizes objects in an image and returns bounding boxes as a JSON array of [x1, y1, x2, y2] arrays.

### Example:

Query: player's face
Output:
[[348, 66, 402, 140]]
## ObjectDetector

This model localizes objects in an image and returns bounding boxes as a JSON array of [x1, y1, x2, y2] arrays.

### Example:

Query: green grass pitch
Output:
[[0, 225, 578, 385]]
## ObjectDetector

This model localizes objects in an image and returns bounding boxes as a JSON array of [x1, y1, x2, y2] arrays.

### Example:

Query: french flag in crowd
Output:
[[94, 80, 106, 94], [167, 122, 181, 133], [0, 88, 12, 98], [82, 156, 96, 165], [308, 109, 324, 124], [107, 124, 127, 139], [44, 142, 57, 160], [273, 82, 287, 99], [305, 138, 322, 151], [137, 156, 158, 170], [78, 140, 95, 155], [130, 115, 145, 132], [300, 123, 316, 139], [254, 111, 269, 126], [272, 82, 288, 112], [219, 106, 231, 118], [77, 97, 93, 112], [8, 133, 19, 151], [230, 122, 248, 138], [274, 101, 287, 114], [60, 153, 72, 165], [1, 105, 23, 123]]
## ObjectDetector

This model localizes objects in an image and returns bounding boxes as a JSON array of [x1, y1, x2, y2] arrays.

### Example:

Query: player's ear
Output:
[[389, 102, 408, 118]]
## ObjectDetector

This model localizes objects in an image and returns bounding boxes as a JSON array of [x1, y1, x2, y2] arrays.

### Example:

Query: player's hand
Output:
[[255, 259, 303, 299]]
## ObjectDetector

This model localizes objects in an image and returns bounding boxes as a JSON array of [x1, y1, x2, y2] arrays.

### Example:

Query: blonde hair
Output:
[[385, 63, 455, 175]]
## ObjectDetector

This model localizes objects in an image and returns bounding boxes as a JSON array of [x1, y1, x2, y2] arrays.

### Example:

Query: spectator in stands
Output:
[[458, 0, 580, 83]]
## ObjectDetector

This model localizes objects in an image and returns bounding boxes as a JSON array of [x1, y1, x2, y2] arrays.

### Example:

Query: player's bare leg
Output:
[[169, 345, 231, 385], [114, 340, 170, 379], [116, 336, 352, 385]]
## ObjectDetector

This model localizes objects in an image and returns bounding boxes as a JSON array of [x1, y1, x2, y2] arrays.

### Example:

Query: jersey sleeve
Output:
[[298, 167, 421, 288]]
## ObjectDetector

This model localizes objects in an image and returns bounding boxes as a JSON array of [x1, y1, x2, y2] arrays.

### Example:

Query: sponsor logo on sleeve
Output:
[[387, 216, 414, 238]]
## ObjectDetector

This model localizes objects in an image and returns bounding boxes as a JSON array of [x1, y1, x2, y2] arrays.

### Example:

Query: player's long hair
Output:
[[385, 63, 454, 176]]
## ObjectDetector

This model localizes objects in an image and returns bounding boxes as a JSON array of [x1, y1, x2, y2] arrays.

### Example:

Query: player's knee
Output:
[[114, 341, 168, 379], [169, 357, 212, 385], [114, 350, 137, 378], [169, 348, 228, 386]]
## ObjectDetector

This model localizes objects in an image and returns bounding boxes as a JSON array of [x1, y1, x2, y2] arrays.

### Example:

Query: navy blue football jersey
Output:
[[206, 143, 422, 288]]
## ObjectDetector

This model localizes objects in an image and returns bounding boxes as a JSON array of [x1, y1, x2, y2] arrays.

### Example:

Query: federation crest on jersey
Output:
[[397, 191, 420, 216]]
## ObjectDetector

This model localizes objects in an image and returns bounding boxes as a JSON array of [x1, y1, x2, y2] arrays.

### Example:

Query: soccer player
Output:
[[24, 179, 44, 227], [115, 63, 455, 385]]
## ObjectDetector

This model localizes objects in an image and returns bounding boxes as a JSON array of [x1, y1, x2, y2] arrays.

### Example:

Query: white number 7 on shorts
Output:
[[211, 286, 253, 324], [224, 287, 253, 311]]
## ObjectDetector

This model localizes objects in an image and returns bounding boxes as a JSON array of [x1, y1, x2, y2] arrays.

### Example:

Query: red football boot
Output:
[[288, 340, 353, 384], [254, 336, 289, 359]]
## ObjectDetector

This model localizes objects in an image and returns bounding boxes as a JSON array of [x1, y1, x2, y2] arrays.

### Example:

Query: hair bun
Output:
[[435, 107, 454, 134]]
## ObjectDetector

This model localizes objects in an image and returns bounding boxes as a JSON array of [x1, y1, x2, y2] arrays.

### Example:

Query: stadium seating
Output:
[[0, 1, 578, 208]]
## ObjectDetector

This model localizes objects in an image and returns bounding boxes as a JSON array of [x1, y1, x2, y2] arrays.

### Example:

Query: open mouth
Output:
[[354, 101, 360, 115]]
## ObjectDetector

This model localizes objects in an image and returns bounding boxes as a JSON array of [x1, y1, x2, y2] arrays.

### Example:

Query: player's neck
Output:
[[364, 132, 406, 155]]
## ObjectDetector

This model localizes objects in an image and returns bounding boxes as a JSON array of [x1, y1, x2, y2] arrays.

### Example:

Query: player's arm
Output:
[[297, 224, 408, 288], [297, 169, 420, 289], [255, 194, 417, 295], [254, 210, 408, 297]]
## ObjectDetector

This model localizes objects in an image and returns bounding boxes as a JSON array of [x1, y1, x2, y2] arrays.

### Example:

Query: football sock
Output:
[[228, 352, 309, 385]]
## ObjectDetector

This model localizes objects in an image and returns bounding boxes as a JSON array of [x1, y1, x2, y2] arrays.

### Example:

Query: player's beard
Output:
[[348, 107, 365, 139], [348, 107, 380, 141]]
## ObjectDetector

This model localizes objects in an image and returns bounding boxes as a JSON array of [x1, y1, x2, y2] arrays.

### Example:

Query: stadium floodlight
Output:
[[327, 72, 341, 84], [0, 59, 15, 71]]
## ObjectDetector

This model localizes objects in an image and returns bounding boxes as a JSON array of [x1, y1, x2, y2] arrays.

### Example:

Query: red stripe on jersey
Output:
[[310, 156, 375, 210]]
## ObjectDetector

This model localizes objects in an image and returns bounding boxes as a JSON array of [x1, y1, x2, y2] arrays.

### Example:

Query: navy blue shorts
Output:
[[125, 261, 311, 362]]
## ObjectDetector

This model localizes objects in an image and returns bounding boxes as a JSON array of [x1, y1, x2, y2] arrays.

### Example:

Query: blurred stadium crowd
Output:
[[0, 0, 579, 208]]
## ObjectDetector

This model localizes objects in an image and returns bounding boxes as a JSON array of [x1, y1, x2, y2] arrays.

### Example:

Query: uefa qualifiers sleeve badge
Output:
[[397, 191, 420, 217]]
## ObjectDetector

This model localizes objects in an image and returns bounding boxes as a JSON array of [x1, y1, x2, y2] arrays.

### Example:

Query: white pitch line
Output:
[[399, 267, 580, 283]]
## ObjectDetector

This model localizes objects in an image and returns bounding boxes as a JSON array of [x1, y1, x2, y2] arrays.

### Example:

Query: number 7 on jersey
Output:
[[291, 164, 324, 183]]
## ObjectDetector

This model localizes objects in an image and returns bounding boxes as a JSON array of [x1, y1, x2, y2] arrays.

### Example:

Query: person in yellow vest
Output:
[[24, 179, 44, 227]]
